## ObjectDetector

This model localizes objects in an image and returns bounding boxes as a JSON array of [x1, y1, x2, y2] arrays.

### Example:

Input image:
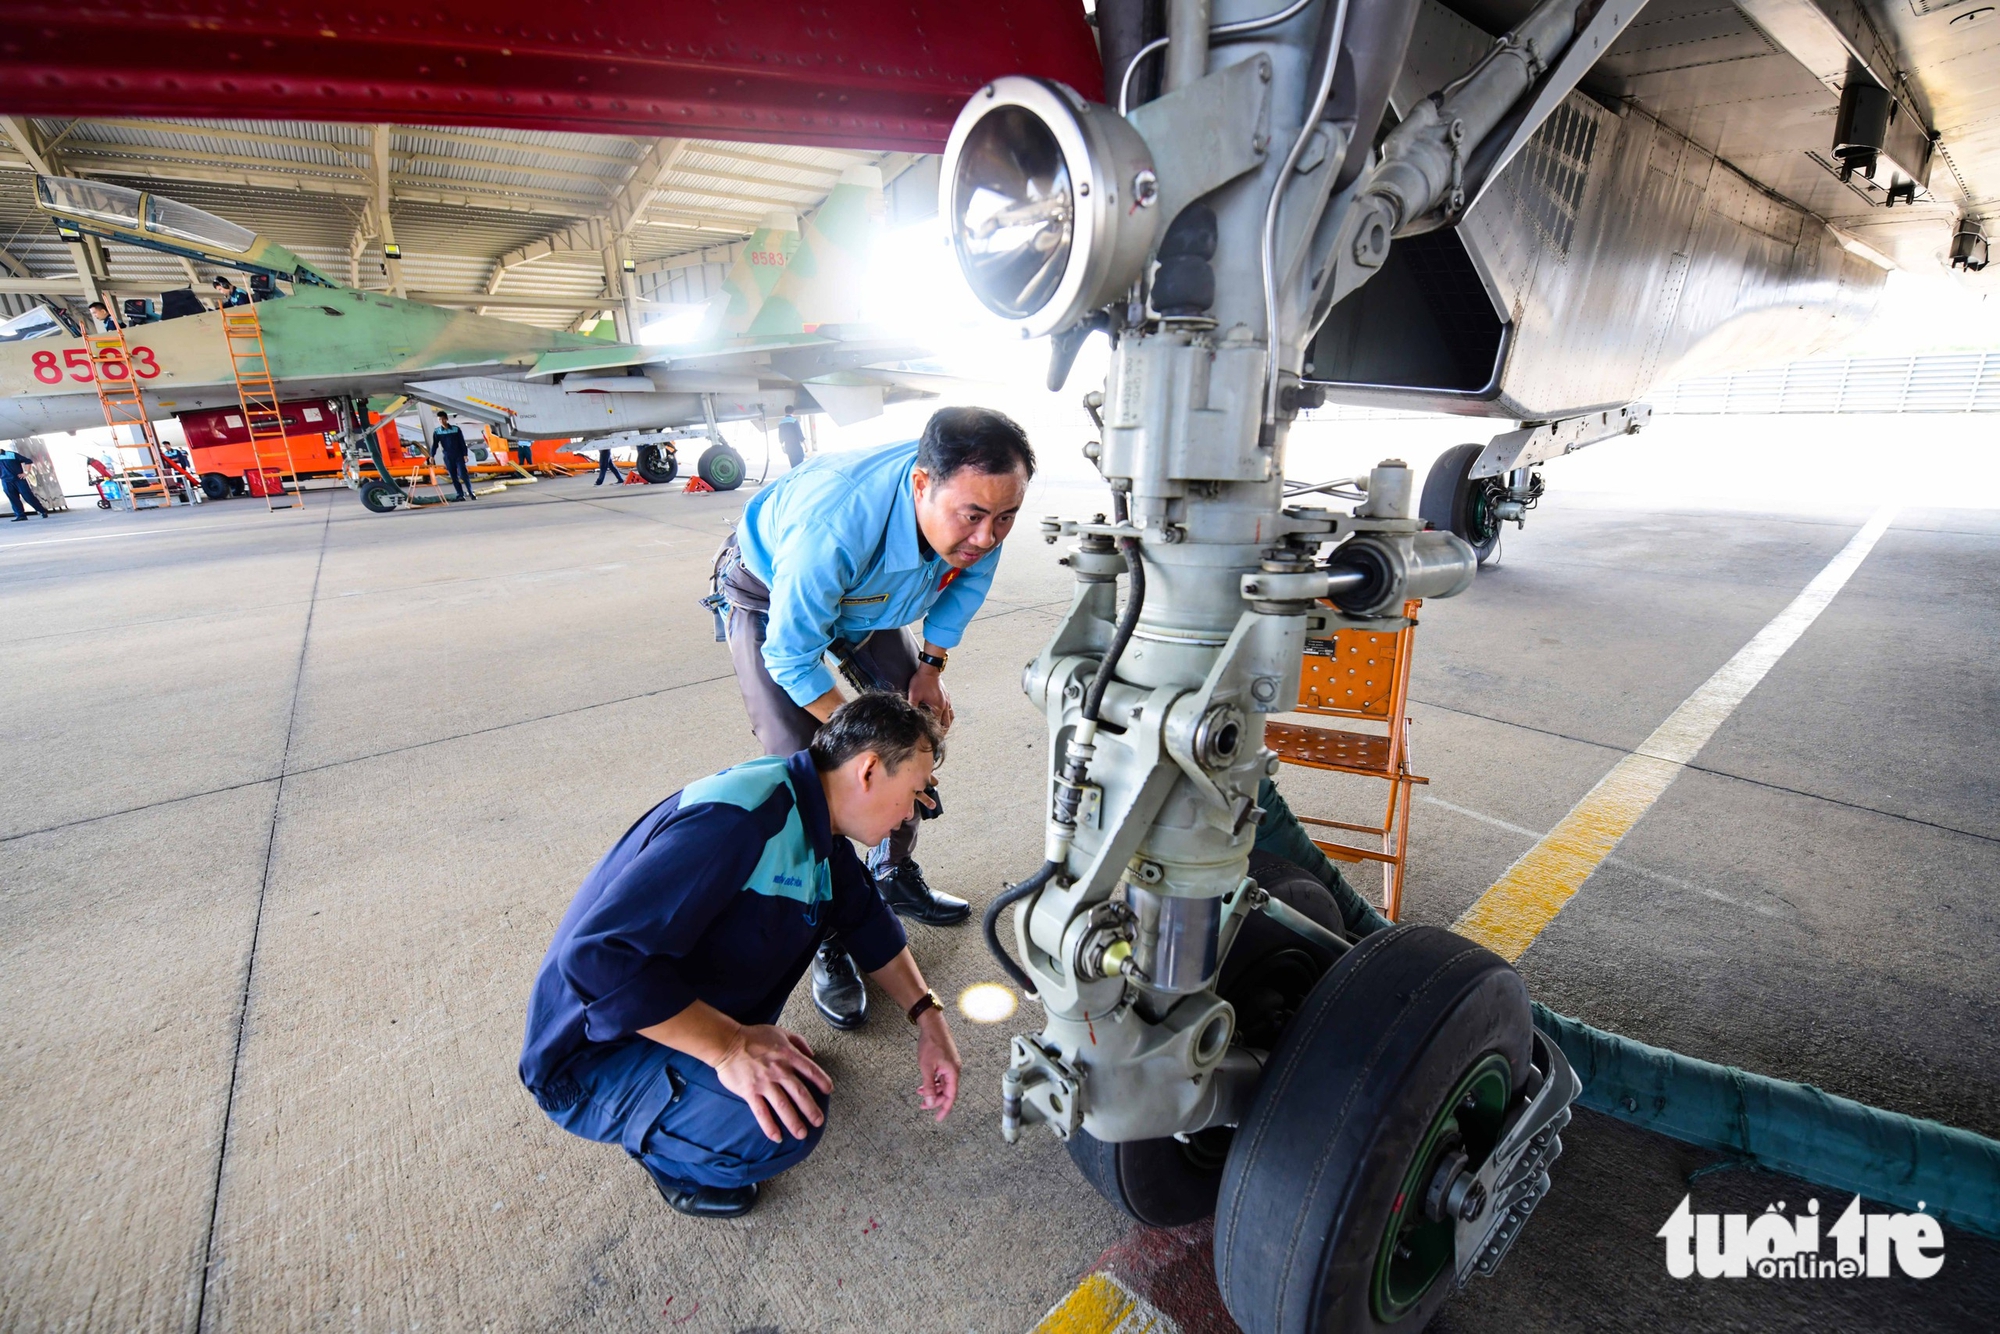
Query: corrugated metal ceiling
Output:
[[0, 117, 900, 329]]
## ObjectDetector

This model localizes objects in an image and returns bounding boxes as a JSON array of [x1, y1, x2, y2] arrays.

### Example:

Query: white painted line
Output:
[[1421, 795, 1784, 918], [0, 513, 312, 552], [1454, 507, 1895, 958]]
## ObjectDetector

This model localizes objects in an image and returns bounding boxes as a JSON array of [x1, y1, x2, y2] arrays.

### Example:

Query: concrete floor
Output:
[[2, 468, 1995, 1333]]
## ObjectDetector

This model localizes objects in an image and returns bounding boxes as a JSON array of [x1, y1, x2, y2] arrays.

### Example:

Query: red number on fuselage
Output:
[[28, 343, 162, 386]]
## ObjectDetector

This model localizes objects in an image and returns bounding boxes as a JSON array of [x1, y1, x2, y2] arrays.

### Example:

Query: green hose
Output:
[[1253, 778, 1393, 937], [1531, 1003, 2000, 1239]]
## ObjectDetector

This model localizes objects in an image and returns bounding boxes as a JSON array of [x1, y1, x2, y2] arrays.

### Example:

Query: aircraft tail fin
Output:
[[697, 212, 801, 339], [746, 166, 886, 337]]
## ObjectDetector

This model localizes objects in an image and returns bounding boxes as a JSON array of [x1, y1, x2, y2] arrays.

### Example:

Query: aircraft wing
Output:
[[525, 332, 838, 383]]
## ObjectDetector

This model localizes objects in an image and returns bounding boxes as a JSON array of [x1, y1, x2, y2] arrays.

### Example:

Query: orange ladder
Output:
[[220, 304, 303, 511], [1263, 599, 1428, 921], [85, 325, 178, 510]]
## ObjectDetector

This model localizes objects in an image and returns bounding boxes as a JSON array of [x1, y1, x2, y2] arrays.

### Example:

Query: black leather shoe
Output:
[[811, 941, 867, 1030], [649, 1170, 758, 1219], [874, 860, 971, 926]]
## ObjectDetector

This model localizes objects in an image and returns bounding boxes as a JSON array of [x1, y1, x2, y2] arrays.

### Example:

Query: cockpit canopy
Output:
[[34, 176, 331, 287]]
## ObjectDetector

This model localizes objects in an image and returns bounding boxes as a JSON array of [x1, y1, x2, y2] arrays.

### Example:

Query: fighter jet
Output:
[[0, 167, 933, 493]]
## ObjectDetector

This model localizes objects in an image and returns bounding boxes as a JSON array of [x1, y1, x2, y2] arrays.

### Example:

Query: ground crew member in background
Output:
[[594, 448, 624, 486], [715, 406, 1033, 1029], [778, 408, 806, 470], [520, 694, 960, 1220], [211, 276, 250, 308], [430, 411, 476, 501], [87, 302, 116, 332], [0, 446, 50, 520]]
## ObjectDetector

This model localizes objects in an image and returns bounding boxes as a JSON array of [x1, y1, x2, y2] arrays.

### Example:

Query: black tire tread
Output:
[[1418, 443, 1498, 564], [1215, 924, 1531, 1334], [697, 443, 745, 491]]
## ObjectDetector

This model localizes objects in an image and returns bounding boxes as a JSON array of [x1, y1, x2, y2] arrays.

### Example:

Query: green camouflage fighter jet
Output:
[[2, 168, 935, 493]]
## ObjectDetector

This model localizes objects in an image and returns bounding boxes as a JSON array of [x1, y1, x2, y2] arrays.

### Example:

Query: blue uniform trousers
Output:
[[3, 471, 47, 518], [542, 1037, 825, 1191], [439, 446, 474, 499]]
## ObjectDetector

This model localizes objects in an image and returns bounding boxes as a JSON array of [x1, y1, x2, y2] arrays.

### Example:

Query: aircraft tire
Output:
[[1067, 1127, 1233, 1229], [1214, 925, 1532, 1334], [698, 443, 746, 491], [1419, 444, 1502, 565], [636, 444, 679, 485], [200, 472, 232, 501], [357, 479, 401, 514]]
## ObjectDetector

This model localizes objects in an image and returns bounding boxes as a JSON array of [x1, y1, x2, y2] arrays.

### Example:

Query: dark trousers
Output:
[[722, 550, 922, 868], [3, 472, 46, 518], [595, 450, 623, 484], [541, 1038, 823, 1192], [440, 448, 473, 499]]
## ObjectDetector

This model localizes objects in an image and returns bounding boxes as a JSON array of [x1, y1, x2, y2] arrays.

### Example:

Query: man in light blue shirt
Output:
[[717, 406, 1034, 1028]]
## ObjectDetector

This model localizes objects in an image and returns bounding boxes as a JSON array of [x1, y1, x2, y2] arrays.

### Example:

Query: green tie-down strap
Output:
[[1531, 1002, 2000, 1239], [1253, 778, 1395, 938]]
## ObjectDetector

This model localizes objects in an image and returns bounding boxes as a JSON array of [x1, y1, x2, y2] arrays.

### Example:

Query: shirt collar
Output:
[[786, 750, 835, 862], [885, 452, 930, 572]]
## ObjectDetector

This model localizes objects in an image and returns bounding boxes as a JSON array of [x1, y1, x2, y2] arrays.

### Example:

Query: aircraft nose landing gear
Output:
[[1213, 925, 1578, 1334]]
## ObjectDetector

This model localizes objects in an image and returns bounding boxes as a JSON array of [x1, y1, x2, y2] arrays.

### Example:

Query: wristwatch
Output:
[[906, 990, 942, 1025], [916, 649, 948, 672]]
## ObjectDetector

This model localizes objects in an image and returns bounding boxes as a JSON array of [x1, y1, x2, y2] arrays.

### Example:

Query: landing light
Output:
[[958, 982, 1019, 1024], [939, 76, 1160, 338]]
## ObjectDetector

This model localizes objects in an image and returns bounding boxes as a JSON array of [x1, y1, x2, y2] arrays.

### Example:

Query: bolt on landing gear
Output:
[[941, 0, 1591, 1326]]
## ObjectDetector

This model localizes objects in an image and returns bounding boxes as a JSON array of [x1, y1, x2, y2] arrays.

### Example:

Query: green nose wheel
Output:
[[1213, 925, 1535, 1334], [697, 443, 745, 491]]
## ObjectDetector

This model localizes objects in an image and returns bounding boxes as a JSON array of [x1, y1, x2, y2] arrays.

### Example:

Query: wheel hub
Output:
[[1371, 1052, 1512, 1321]]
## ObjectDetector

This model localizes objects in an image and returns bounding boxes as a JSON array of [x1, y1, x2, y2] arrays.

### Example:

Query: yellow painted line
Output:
[[1030, 1273, 1173, 1334], [1455, 507, 1899, 962]]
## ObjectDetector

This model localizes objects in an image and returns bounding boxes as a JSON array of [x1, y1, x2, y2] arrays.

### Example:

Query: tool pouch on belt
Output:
[[700, 533, 739, 642]]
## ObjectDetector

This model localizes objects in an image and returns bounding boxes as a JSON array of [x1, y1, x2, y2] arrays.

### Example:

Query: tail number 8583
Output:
[[31, 347, 162, 383]]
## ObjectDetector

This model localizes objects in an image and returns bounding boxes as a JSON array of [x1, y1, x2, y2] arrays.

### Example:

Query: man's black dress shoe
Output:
[[811, 940, 867, 1029], [874, 860, 970, 926], [649, 1170, 758, 1218]]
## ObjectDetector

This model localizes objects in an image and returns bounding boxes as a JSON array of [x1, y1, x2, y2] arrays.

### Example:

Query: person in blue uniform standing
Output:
[[0, 445, 50, 520], [429, 410, 476, 501], [715, 406, 1033, 1029], [521, 694, 961, 1218]]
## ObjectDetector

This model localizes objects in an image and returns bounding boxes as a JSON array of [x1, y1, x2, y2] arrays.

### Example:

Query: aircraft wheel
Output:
[[1223, 853, 1350, 1050], [200, 472, 232, 501], [357, 479, 402, 514], [636, 444, 679, 485], [1419, 444, 1503, 566], [697, 443, 745, 491], [1068, 1127, 1234, 1229], [1214, 925, 1532, 1334]]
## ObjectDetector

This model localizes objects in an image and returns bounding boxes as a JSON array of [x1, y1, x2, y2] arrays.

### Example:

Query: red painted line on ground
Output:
[[1082, 1219, 1242, 1334]]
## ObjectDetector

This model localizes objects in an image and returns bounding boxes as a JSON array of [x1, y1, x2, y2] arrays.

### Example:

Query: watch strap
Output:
[[906, 990, 942, 1025], [916, 650, 948, 671]]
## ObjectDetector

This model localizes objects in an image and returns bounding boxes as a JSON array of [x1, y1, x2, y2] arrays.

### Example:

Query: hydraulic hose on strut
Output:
[[985, 537, 1147, 997]]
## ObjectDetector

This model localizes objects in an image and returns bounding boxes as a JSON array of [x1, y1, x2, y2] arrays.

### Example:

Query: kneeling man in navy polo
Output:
[[520, 694, 962, 1218]]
